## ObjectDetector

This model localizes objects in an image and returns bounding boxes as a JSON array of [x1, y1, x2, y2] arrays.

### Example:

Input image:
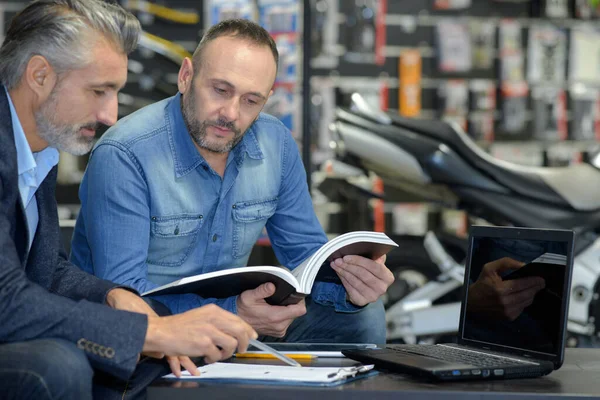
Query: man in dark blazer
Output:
[[0, 1, 256, 399]]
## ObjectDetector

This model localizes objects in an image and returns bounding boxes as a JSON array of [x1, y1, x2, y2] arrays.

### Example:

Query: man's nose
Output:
[[97, 94, 119, 127], [220, 97, 240, 122]]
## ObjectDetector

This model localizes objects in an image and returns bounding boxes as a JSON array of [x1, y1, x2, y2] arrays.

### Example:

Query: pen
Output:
[[247, 339, 302, 367], [234, 353, 318, 360]]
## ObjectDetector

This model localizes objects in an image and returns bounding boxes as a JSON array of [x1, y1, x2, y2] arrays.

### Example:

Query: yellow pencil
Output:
[[234, 353, 318, 360]]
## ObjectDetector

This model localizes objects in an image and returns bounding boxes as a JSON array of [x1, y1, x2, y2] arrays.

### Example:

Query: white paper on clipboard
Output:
[[163, 362, 375, 384]]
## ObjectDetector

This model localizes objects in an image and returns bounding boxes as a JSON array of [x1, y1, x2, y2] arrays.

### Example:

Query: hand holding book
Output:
[[330, 253, 394, 307], [236, 282, 307, 337], [142, 231, 398, 306]]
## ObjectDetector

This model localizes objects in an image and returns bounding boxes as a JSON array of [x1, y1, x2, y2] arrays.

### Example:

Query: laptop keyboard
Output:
[[386, 344, 535, 368]]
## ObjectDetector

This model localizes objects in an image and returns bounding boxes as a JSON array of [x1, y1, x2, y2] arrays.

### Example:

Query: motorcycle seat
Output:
[[384, 114, 600, 212]]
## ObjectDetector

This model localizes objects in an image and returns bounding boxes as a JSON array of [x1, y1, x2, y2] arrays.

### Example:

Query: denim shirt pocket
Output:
[[147, 214, 204, 267], [232, 197, 278, 259]]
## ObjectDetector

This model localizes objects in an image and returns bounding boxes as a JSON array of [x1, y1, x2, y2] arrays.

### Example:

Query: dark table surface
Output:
[[148, 347, 600, 399]]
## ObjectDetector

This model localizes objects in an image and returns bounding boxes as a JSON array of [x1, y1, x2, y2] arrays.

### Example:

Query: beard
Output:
[[35, 84, 98, 156], [181, 88, 244, 154]]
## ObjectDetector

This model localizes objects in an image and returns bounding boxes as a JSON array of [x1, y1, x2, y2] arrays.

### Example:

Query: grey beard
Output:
[[35, 89, 96, 156]]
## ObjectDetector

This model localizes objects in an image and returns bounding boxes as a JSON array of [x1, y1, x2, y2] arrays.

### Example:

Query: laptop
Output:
[[343, 226, 575, 381]]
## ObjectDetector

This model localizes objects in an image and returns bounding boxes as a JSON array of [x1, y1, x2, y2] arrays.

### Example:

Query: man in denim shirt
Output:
[[71, 19, 394, 343]]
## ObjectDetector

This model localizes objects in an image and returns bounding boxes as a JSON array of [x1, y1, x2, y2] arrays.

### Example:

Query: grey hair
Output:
[[0, 0, 141, 90]]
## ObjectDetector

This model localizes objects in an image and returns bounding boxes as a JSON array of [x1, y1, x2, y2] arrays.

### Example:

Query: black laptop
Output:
[[343, 226, 575, 381]]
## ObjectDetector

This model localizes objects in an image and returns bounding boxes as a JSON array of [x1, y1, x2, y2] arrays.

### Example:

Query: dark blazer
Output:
[[0, 87, 147, 380]]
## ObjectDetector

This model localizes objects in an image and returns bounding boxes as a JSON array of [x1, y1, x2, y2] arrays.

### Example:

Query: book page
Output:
[[142, 266, 300, 303], [291, 231, 398, 293], [529, 252, 566, 266]]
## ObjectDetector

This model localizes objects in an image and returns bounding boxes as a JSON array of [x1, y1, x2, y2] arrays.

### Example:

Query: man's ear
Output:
[[177, 58, 194, 94], [24, 55, 56, 102]]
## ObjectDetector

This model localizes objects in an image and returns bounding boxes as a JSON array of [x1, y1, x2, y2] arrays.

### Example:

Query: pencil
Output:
[[234, 353, 318, 360]]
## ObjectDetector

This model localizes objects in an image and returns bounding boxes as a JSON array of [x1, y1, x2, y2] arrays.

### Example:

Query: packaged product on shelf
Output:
[[574, 0, 600, 19], [342, 0, 386, 65], [433, 0, 472, 10], [264, 84, 297, 136], [310, 0, 340, 69], [542, 0, 570, 18], [436, 20, 472, 73], [570, 84, 600, 141], [532, 86, 568, 141], [469, 20, 496, 70], [569, 26, 600, 83], [438, 80, 468, 131], [500, 81, 529, 136], [499, 20, 525, 82], [398, 49, 422, 118], [205, 0, 256, 26], [499, 19, 522, 52], [527, 25, 566, 85]]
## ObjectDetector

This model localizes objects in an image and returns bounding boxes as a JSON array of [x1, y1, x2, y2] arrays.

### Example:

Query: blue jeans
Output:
[[261, 297, 387, 343], [0, 339, 93, 400]]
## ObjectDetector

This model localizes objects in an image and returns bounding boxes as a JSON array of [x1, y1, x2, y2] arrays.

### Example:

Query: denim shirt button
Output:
[[212, 234, 217, 242], [232, 204, 236, 209]]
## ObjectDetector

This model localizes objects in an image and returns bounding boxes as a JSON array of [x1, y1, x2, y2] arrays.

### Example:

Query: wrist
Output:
[[105, 288, 122, 308], [143, 316, 166, 354]]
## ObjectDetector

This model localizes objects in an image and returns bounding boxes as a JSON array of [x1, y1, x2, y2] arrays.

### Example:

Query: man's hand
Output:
[[467, 257, 545, 321], [236, 283, 306, 337], [106, 288, 200, 377], [144, 304, 257, 364], [330, 254, 394, 307]]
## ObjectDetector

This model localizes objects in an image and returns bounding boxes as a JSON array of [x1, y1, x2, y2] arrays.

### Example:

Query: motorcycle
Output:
[[323, 93, 600, 347]]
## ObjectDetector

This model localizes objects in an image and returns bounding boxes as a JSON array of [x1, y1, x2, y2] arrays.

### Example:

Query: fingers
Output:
[[331, 255, 393, 306], [502, 285, 541, 307], [332, 255, 394, 281], [144, 351, 165, 359], [506, 276, 545, 293], [167, 356, 182, 378], [178, 356, 200, 376], [499, 281, 544, 321], [205, 311, 257, 353], [244, 282, 276, 301], [338, 274, 368, 306], [483, 257, 526, 275]]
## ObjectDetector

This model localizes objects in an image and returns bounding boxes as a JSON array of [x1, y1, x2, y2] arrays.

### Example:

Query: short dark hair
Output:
[[192, 19, 279, 73]]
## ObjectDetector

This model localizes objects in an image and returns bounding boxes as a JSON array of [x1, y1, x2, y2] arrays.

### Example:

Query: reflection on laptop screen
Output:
[[463, 236, 568, 356]]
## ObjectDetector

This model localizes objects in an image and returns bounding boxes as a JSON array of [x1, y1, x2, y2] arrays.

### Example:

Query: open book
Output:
[[142, 231, 398, 305]]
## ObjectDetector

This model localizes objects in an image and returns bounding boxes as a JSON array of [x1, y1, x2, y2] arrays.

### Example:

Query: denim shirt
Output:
[[71, 93, 358, 314]]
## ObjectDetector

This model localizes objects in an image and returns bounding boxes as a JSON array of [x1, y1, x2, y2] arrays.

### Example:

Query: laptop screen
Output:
[[461, 227, 573, 359]]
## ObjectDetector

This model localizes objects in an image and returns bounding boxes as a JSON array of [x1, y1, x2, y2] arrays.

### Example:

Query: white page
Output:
[[163, 362, 374, 383]]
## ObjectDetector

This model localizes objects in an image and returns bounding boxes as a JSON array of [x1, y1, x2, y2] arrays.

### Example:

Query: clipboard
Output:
[[162, 362, 378, 387]]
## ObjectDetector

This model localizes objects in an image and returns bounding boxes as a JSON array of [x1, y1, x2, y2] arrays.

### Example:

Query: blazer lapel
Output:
[[0, 86, 28, 267], [26, 167, 59, 285]]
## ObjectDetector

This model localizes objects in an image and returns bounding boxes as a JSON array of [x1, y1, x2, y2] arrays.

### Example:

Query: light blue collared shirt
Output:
[[6, 89, 60, 249]]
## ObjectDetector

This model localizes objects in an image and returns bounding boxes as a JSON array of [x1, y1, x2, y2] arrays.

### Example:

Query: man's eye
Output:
[[94, 90, 106, 96], [247, 99, 258, 105], [214, 87, 226, 94]]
